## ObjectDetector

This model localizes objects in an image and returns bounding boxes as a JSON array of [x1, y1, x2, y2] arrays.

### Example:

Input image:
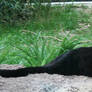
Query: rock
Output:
[[0, 64, 92, 92]]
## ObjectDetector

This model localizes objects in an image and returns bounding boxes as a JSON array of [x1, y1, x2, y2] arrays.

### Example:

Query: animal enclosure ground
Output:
[[0, 4, 92, 92], [0, 5, 92, 67], [0, 64, 92, 92]]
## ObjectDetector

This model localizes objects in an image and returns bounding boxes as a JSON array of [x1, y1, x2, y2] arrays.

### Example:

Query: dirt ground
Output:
[[0, 64, 92, 92]]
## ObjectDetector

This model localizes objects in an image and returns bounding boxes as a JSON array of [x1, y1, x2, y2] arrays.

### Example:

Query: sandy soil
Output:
[[0, 65, 92, 92]]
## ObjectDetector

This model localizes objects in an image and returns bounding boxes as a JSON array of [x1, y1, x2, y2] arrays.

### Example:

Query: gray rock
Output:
[[0, 64, 92, 92]]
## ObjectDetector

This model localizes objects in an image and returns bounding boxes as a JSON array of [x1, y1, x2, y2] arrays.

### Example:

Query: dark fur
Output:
[[1, 47, 92, 78]]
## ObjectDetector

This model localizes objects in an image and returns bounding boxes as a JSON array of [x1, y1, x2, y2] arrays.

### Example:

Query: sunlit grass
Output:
[[0, 5, 92, 67]]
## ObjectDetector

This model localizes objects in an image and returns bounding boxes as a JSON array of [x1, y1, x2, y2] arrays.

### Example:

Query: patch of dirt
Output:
[[0, 64, 92, 92]]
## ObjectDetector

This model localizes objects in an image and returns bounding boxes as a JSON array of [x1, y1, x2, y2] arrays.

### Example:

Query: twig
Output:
[[41, 36, 62, 42], [22, 30, 62, 42], [22, 30, 92, 43]]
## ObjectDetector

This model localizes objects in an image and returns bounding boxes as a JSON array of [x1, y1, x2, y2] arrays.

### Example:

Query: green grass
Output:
[[0, 4, 92, 67]]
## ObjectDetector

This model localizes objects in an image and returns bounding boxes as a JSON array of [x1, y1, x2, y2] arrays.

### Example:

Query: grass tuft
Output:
[[0, 5, 92, 67]]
